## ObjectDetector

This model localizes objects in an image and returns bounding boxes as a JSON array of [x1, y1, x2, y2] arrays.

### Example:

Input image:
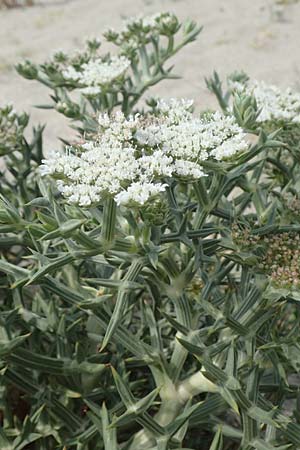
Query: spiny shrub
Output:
[[1, 13, 300, 450]]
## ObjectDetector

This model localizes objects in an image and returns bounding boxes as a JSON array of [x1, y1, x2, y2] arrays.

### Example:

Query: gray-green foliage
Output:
[[1, 14, 300, 450]]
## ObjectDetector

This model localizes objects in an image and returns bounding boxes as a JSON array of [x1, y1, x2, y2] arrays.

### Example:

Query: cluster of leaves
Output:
[[1, 15, 300, 450]]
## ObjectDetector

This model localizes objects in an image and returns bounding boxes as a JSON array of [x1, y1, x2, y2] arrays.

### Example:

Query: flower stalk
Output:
[[101, 196, 117, 246]]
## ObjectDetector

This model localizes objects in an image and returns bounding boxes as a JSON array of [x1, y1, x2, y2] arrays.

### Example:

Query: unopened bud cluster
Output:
[[104, 12, 180, 48], [140, 197, 169, 225], [0, 105, 29, 155]]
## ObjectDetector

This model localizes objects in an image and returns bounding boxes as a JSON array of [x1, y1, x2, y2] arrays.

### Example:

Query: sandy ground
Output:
[[0, 0, 300, 150]]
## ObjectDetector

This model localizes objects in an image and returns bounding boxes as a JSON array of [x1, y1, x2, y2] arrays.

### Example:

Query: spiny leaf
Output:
[[208, 427, 223, 450], [0, 334, 30, 358], [100, 258, 145, 350]]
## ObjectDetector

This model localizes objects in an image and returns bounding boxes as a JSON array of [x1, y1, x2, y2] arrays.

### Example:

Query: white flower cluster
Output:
[[136, 100, 247, 161], [156, 98, 194, 122], [40, 99, 247, 207], [229, 79, 300, 123], [62, 56, 130, 95]]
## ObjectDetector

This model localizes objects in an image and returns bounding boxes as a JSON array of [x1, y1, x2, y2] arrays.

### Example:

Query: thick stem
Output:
[[193, 179, 210, 229], [193, 179, 209, 208], [128, 370, 218, 450], [177, 370, 219, 402]]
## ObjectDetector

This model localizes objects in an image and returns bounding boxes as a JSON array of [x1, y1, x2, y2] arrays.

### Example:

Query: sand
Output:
[[0, 0, 300, 149]]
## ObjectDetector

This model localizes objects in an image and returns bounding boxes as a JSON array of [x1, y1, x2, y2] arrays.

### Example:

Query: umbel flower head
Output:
[[229, 79, 300, 124], [62, 55, 131, 95], [40, 99, 248, 207]]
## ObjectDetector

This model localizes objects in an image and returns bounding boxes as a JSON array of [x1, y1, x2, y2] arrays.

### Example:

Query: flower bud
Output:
[[141, 197, 169, 226], [56, 101, 81, 119], [16, 60, 38, 80]]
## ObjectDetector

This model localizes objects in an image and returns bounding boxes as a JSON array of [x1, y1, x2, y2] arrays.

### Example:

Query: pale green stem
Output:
[[169, 292, 192, 381], [129, 370, 218, 450], [101, 197, 117, 246]]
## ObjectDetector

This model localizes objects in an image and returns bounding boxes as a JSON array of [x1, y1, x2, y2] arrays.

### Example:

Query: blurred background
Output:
[[0, 0, 300, 148]]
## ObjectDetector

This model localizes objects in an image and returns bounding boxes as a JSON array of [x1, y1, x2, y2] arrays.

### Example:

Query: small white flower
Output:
[[115, 182, 167, 205], [80, 86, 101, 96], [138, 150, 174, 178], [172, 159, 207, 179], [136, 107, 246, 162], [62, 66, 81, 81], [80, 56, 130, 86], [98, 113, 110, 128], [157, 98, 194, 122], [62, 55, 130, 88]]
